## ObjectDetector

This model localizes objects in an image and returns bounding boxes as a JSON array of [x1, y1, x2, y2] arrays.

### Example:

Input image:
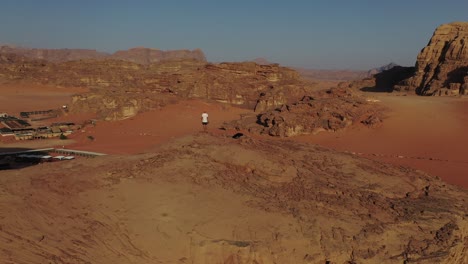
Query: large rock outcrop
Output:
[[0, 54, 312, 120], [225, 87, 385, 137], [69, 61, 308, 120], [395, 22, 468, 96]]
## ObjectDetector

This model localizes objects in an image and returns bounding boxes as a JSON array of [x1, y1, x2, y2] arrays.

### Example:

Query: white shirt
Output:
[[201, 113, 209, 123]]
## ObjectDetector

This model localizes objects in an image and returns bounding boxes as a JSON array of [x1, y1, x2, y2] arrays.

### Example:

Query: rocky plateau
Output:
[[0, 133, 466, 263]]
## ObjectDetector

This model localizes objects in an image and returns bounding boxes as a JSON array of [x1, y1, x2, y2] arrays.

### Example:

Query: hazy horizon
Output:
[[1, 0, 467, 70]]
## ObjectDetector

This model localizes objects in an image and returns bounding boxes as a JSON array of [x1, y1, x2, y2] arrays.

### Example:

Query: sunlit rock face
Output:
[[395, 22, 468, 96], [0, 52, 313, 120]]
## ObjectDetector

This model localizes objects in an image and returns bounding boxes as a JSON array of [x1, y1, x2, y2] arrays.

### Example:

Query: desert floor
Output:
[[0, 83, 467, 188], [297, 94, 468, 188], [0, 81, 88, 115]]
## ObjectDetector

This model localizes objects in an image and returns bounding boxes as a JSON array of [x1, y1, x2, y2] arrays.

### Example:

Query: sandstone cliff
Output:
[[395, 22, 468, 96], [69, 61, 309, 120], [0, 55, 312, 120]]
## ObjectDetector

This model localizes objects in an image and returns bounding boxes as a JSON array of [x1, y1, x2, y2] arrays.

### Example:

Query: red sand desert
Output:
[[0, 83, 466, 188], [297, 94, 468, 188], [1, 82, 467, 264]]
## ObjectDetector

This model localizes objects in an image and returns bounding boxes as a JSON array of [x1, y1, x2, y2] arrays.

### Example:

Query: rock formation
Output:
[[395, 22, 468, 96], [112, 47, 206, 64], [69, 61, 309, 120], [226, 87, 385, 137], [0, 45, 206, 64], [0, 45, 109, 62], [0, 51, 384, 128], [0, 54, 312, 120]]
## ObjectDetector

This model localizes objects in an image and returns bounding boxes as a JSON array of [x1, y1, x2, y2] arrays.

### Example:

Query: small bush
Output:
[[87, 135, 95, 141], [59, 134, 68, 140]]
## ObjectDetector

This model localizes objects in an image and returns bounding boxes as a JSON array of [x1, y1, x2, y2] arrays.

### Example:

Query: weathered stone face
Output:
[[225, 88, 385, 137], [395, 22, 468, 96], [0, 54, 314, 120]]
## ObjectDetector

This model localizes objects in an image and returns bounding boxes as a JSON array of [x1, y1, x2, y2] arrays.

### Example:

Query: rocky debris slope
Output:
[[0, 55, 313, 120], [0, 45, 206, 64], [395, 22, 468, 96], [0, 134, 466, 263], [226, 87, 385, 137]]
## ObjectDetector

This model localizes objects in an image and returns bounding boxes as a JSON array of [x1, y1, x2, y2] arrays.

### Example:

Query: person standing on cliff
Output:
[[201, 111, 209, 132]]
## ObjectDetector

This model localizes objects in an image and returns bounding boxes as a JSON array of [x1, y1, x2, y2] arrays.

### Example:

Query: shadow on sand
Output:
[[360, 66, 415, 93], [0, 147, 53, 170]]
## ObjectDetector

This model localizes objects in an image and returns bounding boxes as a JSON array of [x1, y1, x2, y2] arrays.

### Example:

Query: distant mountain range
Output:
[[0, 45, 206, 64], [250, 57, 400, 81], [251, 57, 273, 65], [367, 62, 400, 76], [294, 63, 399, 82], [1, 45, 399, 82]]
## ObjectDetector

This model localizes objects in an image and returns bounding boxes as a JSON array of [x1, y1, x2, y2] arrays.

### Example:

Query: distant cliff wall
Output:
[[0, 46, 206, 64]]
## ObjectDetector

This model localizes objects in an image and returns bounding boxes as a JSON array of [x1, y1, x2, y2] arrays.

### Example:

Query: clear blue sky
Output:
[[0, 0, 466, 70]]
